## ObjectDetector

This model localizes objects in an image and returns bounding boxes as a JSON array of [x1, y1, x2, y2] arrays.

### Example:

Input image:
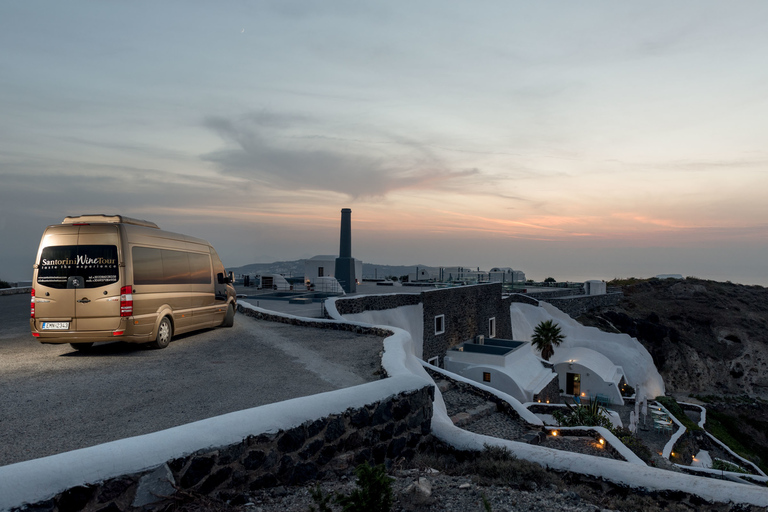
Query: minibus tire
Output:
[[221, 304, 235, 327], [70, 343, 94, 351], [149, 317, 173, 349]]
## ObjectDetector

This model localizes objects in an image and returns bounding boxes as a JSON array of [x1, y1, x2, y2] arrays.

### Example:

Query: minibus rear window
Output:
[[37, 245, 119, 289]]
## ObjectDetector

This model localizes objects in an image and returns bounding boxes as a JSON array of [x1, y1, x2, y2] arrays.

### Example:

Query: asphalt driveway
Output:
[[0, 294, 384, 466]]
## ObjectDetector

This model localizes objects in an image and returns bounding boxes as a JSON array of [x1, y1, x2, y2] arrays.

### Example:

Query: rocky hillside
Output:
[[577, 278, 768, 399]]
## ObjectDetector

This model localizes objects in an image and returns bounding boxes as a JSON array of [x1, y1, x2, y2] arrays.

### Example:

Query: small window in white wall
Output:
[[488, 317, 496, 338], [435, 315, 445, 335], [427, 356, 439, 367]]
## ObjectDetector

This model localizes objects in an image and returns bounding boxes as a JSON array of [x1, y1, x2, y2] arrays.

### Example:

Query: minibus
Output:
[[30, 214, 236, 350]]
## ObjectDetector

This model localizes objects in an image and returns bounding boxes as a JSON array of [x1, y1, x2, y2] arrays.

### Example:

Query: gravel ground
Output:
[[539, 435, 620, 460], [441, 387, 489, 416], [154, 465, 762, 512], [241, 471, 606, 512], [459, 411, 531, 441]]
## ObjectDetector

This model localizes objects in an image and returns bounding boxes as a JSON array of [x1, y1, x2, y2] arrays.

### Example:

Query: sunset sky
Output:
[[1, 2, 767, 285]]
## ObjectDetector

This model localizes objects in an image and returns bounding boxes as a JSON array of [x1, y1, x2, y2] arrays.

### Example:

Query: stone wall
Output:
[[13, 306, 435, 511], [421, 283, 512, 366], [524, 287, 585, 300], [532, 375, 561, 404], [543, 293, 622, 318], [334, 293, 422, 315], [333, 284, 513, 367], [25, 386, 435, 511], [239, 305, 394, 339], [0, 287, 31, 296], [503, 293, 540, 307]]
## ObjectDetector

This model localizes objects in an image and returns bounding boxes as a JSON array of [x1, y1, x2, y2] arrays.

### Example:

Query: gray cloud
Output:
[[200, 113, 480, 198]]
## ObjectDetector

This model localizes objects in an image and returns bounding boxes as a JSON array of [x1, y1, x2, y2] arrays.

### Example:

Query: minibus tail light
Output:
[[31, 289, 35, 318], [120, 286, 133, 317]]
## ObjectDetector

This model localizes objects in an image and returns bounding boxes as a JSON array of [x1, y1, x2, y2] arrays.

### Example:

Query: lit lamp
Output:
[[551, 430, 558, 437]]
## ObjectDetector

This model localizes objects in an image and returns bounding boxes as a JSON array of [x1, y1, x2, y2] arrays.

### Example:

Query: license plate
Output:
[[42, 322, 70, 330]]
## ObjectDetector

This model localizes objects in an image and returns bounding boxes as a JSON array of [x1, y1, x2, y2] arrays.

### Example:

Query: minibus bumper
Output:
[[30, 319, 151, 344]]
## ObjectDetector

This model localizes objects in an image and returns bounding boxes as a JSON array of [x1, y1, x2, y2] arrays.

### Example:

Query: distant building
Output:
[[258, 274, 291, 291], [489, 267, 526, 283], [584, 280, 606, 295], [440, 266, 488, 283], [409, 267, 439, 282], [304, 255, 362, 288]]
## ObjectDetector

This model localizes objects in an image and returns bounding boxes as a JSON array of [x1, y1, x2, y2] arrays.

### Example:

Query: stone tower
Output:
[[334, 208, 356, 293]]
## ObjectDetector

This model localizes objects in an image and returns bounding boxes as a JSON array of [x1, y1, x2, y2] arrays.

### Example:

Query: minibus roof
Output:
[[61, 214, 160, 229]]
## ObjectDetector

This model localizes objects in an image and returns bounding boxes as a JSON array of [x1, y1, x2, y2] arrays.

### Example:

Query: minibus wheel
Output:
[[221, 304, 235, 327], [149, 317, 173, 349], [70, 343, 94, 351]]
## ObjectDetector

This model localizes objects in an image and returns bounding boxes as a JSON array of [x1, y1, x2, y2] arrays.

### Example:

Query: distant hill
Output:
[[577, 277, 768, 399], [227, 260, 433, 280]]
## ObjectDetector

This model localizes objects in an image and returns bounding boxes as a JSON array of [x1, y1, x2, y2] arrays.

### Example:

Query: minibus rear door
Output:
[[73, 226, 122, 331], [35, 233, 80, 331]]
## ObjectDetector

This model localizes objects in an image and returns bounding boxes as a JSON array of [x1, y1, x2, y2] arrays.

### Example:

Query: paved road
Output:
[[0, 294, 384, 466]]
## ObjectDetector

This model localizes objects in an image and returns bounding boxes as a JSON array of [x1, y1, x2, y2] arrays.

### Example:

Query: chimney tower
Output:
[[335, 208, 356, 293]]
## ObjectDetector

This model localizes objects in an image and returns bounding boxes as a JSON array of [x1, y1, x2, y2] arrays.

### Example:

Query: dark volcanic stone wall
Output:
[[532, 374, 561, 404], [239, 305, 394, 339], [504, 293, 540, 307], [422, 283, 512, 365], [26, 386, 434, 511], [544, 293, 622, 318], [334, 293, 422, 315]]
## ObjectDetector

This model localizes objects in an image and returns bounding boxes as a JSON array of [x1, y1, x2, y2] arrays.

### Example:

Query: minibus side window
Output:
[[133, 247, 211, 285], [161, 249, 190, 284], [188, 252, 212, 284], [133, 247, 164, 285]]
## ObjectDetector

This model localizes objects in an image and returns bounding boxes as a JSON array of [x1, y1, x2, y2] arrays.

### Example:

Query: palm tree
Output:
[[531, 319, 565, 361]]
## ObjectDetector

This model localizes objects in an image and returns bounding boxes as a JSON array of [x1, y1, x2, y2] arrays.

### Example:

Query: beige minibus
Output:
[[30, 214, 237, 350]]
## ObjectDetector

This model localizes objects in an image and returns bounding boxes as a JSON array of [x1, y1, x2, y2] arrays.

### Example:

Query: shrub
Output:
[[335, 462, 394, 512], [606, 277, 650, 287], [712, 459, 749, 474], [611, 427, 653, 463], [654, 396, 700, 431], [706, 410, 768, 474], [0, 279, 11, 289], [552, 401, 613, 429], [309, 485, 334, 512], [415, 444, 556, 488]]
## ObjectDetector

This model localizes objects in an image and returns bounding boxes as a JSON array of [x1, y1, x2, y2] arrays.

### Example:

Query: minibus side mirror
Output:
[[217, 272, 230, 284]]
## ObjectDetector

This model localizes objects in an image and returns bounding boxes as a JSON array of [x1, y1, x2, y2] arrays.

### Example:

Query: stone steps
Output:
[[436, 378, 543, 444], [450, 402, 497, 428]]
